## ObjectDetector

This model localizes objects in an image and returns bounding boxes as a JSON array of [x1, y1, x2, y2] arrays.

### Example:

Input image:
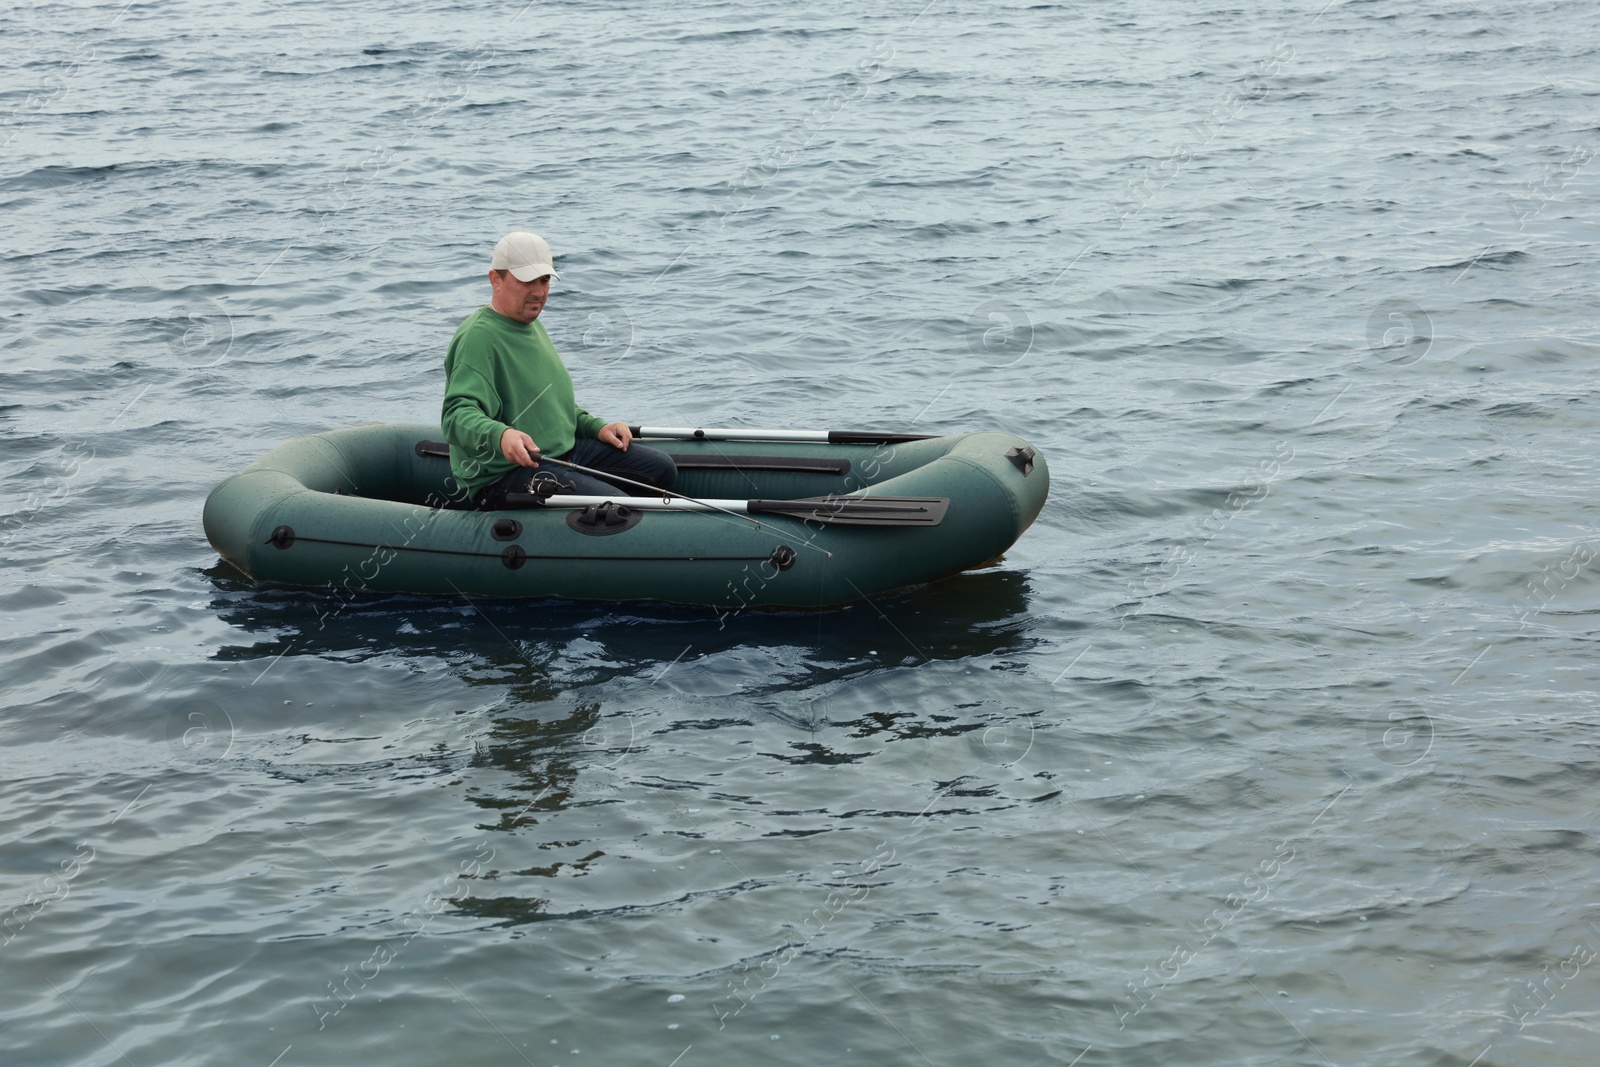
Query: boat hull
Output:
[[202, 424, 1049, 608]]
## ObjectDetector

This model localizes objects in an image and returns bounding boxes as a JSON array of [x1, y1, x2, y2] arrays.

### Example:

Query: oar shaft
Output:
[[525, 489, 948, 527], [629, 426, 936, 444], [632, 426, 828, 443], [531, 457, 941, 530]]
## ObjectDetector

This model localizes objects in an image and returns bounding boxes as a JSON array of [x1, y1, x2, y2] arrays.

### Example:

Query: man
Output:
[[441, 230, 676, 510]]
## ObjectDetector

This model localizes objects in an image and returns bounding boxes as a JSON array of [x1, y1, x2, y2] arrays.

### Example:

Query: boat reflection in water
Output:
[[202, 563, 1039, 925]]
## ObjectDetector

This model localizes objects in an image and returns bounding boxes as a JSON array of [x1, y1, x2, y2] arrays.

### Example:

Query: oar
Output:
[[533, 492, 950, 527], [627, 426, 937, 445], [534, 455, 948, 528], [414, 439, 779, 527], [530, 455, 771, 528], [411, 442, 944, 528]]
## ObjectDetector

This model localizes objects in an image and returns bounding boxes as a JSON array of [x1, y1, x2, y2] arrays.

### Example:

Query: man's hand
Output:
[[500, 427, 540, 467], [598, 422, 633, 451]]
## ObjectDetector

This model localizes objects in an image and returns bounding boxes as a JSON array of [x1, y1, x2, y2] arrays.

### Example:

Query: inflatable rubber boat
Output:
[[202, 423, 1048, 608]]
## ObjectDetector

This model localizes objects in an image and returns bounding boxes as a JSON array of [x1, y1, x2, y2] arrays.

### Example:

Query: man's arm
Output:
[[573, 406, 607, 439], [442, 334, 518, 471], [576, 404, 629, 451]]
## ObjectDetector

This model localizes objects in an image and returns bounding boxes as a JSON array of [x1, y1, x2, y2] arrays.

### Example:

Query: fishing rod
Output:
[[522, 455, 834, 556], [528, 456, 947, 528]]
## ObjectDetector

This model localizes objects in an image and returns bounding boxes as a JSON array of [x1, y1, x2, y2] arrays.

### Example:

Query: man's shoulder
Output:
[[448, 307, 509, 359], [451, 306, 495, 341]]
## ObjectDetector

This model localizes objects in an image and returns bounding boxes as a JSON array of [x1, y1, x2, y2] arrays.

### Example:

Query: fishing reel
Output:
[[529, 474, 561, 503], [504, 473, 563, 507]]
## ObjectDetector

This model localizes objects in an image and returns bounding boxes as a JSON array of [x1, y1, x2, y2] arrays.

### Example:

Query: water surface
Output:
[[3, 1, 1599, 1064]]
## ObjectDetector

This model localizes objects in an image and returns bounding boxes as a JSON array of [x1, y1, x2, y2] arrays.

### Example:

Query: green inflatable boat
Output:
[[203, 423, 1048, 609]]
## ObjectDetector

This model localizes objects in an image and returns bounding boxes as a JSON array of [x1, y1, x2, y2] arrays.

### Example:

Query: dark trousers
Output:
[[472, 437, 676, 510]]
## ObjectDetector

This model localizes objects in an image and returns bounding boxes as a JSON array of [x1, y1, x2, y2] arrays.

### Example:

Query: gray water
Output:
[[4, 1, 1599, 1064]]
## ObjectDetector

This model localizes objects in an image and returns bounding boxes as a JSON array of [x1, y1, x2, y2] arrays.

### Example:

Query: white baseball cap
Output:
[[490, 230, 559, 282]]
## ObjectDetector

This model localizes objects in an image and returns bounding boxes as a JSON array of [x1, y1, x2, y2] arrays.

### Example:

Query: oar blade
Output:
[[747, 495, 950, 527]]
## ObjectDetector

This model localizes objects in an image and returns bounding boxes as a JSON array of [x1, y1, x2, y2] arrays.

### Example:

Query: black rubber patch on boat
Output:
[[566, 502, 643, 536], [767, 545, 797, 572], [268, 525, 296, 549], [491, 518, 522, 541], [501, 544, 527, 569], [415, 440, 451, 458]]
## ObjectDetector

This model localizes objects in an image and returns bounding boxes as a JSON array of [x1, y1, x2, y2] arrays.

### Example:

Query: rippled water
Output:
[[4, 1, 1600, 1064]]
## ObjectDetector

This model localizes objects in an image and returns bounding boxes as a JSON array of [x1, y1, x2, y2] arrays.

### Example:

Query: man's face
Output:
[[489, 270, 551, 324]]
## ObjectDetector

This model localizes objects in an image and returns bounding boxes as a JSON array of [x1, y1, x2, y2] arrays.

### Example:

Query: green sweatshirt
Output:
[[441, 307, 606, 496]]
